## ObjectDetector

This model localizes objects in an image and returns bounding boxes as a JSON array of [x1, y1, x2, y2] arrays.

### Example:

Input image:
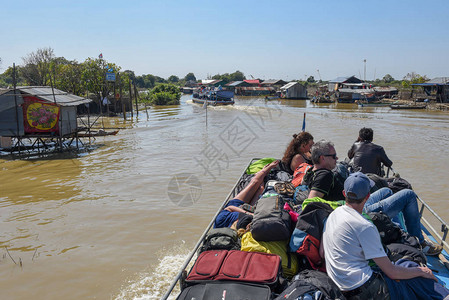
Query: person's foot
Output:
[[421, 239, 443, 256]]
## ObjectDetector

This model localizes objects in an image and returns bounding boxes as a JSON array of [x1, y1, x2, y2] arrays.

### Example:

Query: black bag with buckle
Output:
[[198, 227, 240, 254]]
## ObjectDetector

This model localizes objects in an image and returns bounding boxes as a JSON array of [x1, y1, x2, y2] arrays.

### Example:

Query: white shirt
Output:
[[323, 205, 386, 291]]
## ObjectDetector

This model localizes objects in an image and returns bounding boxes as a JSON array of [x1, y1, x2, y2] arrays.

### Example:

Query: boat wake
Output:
[[115, 243, 192, 300]]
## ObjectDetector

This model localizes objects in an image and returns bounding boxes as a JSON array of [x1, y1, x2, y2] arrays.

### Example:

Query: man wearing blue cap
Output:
[[323, 172, 437, 299], [307, 140, 442, 256]]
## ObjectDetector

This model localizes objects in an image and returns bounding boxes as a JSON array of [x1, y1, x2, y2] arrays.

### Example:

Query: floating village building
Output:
[[412, 77, 449, 103], [280, 81, 307, 99], [0, 86, 92, 153]]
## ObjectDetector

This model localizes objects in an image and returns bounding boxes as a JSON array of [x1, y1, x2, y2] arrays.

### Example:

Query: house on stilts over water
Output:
[[0, 86, 94, 155]]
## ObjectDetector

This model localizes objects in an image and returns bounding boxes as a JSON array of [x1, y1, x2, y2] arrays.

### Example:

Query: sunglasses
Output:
[[323, 153, 337, 159]]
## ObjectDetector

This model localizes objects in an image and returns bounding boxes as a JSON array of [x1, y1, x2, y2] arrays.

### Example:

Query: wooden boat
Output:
[[192, 89, 235, 106], [162, 159, 449, 299], [77, 130, 119, 137], [390, 104, 427, 109], [356, 100, 391, 107]]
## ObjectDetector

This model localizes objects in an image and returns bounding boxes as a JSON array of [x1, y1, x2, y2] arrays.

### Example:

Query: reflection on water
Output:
[[0, 95, 448, 299]]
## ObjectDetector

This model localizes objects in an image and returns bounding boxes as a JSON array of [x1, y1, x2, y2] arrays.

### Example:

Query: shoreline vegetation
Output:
[[1, 47, 448, 111]]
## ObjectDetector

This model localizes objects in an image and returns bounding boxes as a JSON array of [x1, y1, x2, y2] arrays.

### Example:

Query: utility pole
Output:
[[363, 59, 367, 82], [317, 69, 322, 82]]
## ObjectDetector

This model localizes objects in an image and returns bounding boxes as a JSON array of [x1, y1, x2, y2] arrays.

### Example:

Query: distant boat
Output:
[[192, 89, 235, 106], [264, 95, 280, 100], [390, 104, 427, 109], [77, 130, 119, 137], [356, 100, 391, 107]]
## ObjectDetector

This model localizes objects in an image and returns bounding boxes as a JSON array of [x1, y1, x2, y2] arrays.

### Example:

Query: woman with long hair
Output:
[[281, 131, 314, 173]]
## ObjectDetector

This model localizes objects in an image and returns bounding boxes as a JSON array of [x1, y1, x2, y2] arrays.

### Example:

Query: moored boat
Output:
[[163, 159, 449, 299], [390, 104, 427, 109], [192, 89, 235, 106]]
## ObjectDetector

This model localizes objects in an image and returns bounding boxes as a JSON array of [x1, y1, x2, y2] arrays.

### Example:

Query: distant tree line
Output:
[[0, 48, 432, 101]]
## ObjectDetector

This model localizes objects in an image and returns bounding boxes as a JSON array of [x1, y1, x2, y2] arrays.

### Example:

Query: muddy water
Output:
[[1, 95, 448, 299]]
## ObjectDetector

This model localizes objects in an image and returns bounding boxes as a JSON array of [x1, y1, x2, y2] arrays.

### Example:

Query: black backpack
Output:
[[366, 173, 389, 193], [386, 243, 427, 265], [387, 177, 413, 193], [274, 269, 346, 300], [368, 212, 403, 245], [198, 227, 240, 254]]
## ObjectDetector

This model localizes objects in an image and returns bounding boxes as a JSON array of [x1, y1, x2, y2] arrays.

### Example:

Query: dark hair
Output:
[[359, 127, 373, 142], [345, 192, 366, 204], [282, 132, 314, 168], [311, 139, 334, 165]]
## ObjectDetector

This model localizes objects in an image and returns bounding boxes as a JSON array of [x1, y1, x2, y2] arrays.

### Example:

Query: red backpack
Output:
[[292, 163, 312, 187], [296, 234, 326, 272]]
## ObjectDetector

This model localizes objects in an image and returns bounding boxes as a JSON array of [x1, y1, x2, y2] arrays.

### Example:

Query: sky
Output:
[[1, 0, 449, 81]]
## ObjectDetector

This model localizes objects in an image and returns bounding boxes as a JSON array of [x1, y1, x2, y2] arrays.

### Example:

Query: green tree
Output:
[[230, 70, 245, 81], [382, 74, 394, 83], [184, 72, 196, 82], [168, 75, 179, 83], [54, 60, 84, 95], [402, 72, 428, 88], [145, 83, 181, 105], [81, 57, 121, 100], [307, 76, 315, 83], [0, 66, 27, 87]]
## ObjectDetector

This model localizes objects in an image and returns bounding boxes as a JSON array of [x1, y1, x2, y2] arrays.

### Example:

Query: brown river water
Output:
[[1, 95, 449, 299]]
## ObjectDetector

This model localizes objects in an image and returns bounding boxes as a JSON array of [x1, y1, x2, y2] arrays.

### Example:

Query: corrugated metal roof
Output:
[[426, 77, 449, 84], [280, 81, 300, 90], [329, 76, 362, 83], [238, 87, 273, 91], [261, 79, 286, 85], [226, 81, 244, 87], [16, 86, 91, 106]]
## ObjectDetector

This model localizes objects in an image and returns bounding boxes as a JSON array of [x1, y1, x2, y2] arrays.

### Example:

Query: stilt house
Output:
[[0, 86, 91, 138]]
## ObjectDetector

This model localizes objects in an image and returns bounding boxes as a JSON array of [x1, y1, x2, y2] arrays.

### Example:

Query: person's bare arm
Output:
[[373, 256, 437, 281], [308, 190, 325, 199], [224, 206, 253, 215]]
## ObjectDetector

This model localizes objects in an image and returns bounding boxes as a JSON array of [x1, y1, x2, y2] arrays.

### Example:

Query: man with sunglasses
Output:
[[303, 139, 343, 201]]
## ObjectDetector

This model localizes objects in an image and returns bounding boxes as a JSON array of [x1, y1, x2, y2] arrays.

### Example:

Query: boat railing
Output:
[[386, 167, 449, 254], [161, 158, 260, 300], [417, 195, 449, 253]]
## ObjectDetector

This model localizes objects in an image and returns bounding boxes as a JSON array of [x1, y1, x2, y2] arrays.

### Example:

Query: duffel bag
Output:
[[177, 282, 272, 300], [186, 250, 281, 288]]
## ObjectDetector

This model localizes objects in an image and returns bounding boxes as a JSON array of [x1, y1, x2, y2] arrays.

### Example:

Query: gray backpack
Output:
[[251, 195, 292, 241]]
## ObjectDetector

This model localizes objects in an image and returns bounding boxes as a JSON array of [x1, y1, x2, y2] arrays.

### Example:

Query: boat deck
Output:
[[163, 159, 449, 299]]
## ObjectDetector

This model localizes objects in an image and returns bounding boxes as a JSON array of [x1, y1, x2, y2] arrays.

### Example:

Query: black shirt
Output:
[[303, 168, 344, 201], [347, 141, 392, 176]]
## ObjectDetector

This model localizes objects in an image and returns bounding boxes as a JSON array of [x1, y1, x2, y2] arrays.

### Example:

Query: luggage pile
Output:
[[175, 159, 436, 299], [177, 160, 345, 300]]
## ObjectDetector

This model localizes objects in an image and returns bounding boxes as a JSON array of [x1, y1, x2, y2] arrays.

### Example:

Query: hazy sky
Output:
[[1, 0, 448, 81]]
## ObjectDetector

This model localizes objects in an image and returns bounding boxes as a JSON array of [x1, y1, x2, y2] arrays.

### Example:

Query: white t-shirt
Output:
[[323, 205, 386, 291]]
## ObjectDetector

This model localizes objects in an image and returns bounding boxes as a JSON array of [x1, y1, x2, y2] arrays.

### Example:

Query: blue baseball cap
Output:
[[344, 172, 375, 200]]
